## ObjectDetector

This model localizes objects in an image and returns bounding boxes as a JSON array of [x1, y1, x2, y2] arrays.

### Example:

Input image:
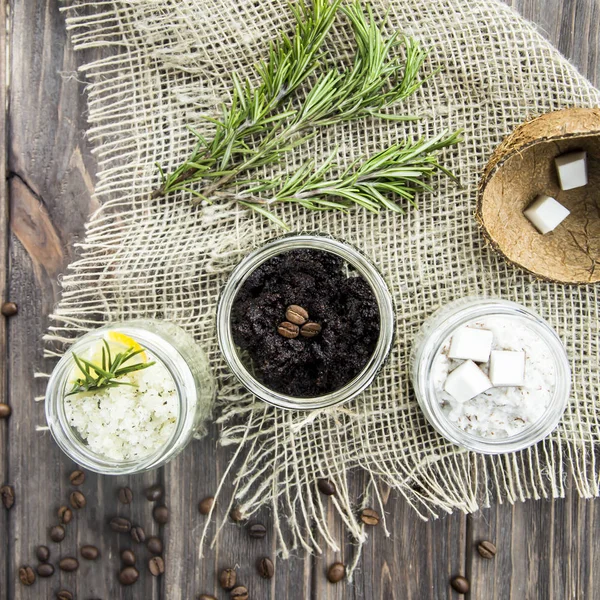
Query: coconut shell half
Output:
[[477, 108, 600, 284]]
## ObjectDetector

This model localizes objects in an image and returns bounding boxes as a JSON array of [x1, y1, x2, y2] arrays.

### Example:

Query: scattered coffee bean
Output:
[[56, 591, 73, 600], [286, 304, 309, 325], [0, 403, 11, 419], [146, 536, 163, 555], [219, 568, 237, 590], [144, 484, 163, 502], [477, 539, 497, 559], [1, 301, 18, 317], [1, 485, 15, 509], [198, 596, 217, 600], [257, 556, 274, 579], [247, 522, 267, 539], [80, 545, 100, 560], [118, 487, 133, 504], [277, 321, 299, 339], [230, 506, 244, 522], [450, 575, 470, 594], [37, 562, 55, 577], [300, 322, 321, 338], [36, 545, 50, 562], [19, 566, 35, 586], [130, 525, 146, 543], [121, 549, 136, 566], [327, 562, 346, 583], [69, 470, 85, 486], [359, 507, 380, 526], [231, 586, 249, 600], [58, 505, 73, 525], [148, 556, 165, 577], [70, 490, 86, 509], [198, 496, 214, 515], [153, 505, 169, 525], [317, 478, 336, 496], [59, 557, 79, 572], [118, 566, 139, 586], [50, 525, 66, 543], [109, 516, 132, 533]]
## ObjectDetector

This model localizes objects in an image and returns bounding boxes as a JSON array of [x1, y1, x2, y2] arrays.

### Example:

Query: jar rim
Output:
[[216, 233, 395, 410]]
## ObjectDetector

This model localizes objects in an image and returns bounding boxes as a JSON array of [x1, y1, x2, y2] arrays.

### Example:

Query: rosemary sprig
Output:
[[66, 340, 155, 397]]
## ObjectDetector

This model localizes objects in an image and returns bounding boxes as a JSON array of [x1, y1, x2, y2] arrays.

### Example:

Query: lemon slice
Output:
[[105, 331, 147, 361]]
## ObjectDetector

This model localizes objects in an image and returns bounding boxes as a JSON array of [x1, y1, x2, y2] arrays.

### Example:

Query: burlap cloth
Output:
[[56, 0, 600, 560]]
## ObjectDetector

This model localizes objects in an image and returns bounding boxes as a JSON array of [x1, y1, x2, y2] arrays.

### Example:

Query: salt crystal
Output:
[[448, 327, 493, 363], [489, 350, 526, 386], [523, 195, 570, 235], [555, 151, 587, 190], [444, 360, 492, 403]]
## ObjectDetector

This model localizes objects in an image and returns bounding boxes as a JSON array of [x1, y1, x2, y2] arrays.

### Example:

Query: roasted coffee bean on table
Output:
[[121, 549, 136, 566], [36, 545, 50, 562], [360, 507, 380, 526], [277, 321, 300, 339], [0, 403, 11, 419], [70, 490, 86, 509], [69, 470, 85, 486], [130, 525, 146, 543], [247, 522, 267, 539], [80, 545, 100, 560], [1, 301, 18, 316], [477, 540, 497, 559], [58, 505, 73, 524], [286, 304, 309, 325], [118, 486, 134, 504], [230, 506, 244, 522], [1, 484, 15, 509], [450, 575, 470, 594], [146, 536, 163, 555], [145, 483, 163, 501], [50, 525, 66, 543], [327, 562, 346, 583], [219, 567, 237, 590], [231, 586, 249, 600], [18, 565, 35, 586], [119, 566, 140, 586], [109, 516, 132, 533], [56, 591, 74, 600], [300, 322, 322, 338], [148, 555, 165, 576], [59, 557, 79, 572], [37, 562, 55, 577], [153, 504, 169, 524], [317, 478, 337, 496], [257, 556, 274, 579], [198, 496, 214, 515]]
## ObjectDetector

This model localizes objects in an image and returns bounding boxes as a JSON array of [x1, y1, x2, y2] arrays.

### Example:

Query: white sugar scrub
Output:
[[432, 316, 556, 439]]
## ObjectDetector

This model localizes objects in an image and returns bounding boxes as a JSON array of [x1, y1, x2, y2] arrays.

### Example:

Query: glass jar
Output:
[[410, 297, 571, 454], [217, 233, 395, 410], [45, 319, 214, 474]]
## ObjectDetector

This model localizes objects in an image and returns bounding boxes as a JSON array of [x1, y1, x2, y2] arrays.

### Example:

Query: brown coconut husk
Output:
[[477, 108, 600, 284]]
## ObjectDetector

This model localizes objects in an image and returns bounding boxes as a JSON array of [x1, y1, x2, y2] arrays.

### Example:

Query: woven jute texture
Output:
[[57, 0, 600, 560]]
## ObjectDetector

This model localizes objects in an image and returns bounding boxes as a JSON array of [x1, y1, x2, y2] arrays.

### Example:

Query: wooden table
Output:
[[1, 1, 598, 598]]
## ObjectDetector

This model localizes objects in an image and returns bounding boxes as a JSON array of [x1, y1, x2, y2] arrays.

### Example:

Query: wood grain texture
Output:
[[2, 0, 599, 599]]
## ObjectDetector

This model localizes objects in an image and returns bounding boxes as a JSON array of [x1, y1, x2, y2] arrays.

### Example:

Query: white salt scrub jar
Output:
[[46, 320, 214, 474], [410, 298, 571, 454]]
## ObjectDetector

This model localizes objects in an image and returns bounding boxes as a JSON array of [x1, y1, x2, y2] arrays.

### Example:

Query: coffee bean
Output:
[[50, 525, 66, 543], [144, 484, 163, 502], [153, 505, 168, 524], [247, 522, 267, 539], [56, 591, 73, 600], [69, 470, 85, 486], [317, 478, 336, 496], [109, 516, 132, 533], [19, 566, 35, 586], [230, 506, 244, 522], [477, 540, 497, 559], [148, 556, 165, 577], [36, 545, 50, 562], [130, 525, 146, 543], [1, 485, 15, 509], [118, 487, 133, 504], [146, 536, 163, 555], [37, 562, 55, 577], [231, 586, 249, 600], [59, 557, 79, 572], [257, 556, 274, 579], [0, 403, 11, 418], [198, 496, 214, 515], [1, 301, 18, 317], [277, 321, 299, 339], [327, 562, 346, 583], [300, 322, 321, 338], [80, 545, 100, 560], [359, 507, 380, 526], [219, 568, 237, 590], [121, 549, 136, 566], [70, 490, 86, 509], [450, 575, 470, 594], [58, 505, 73, 525], [118, 566, 139, 586], [197, 596, 217, 600], [286, 304, 309, 325]]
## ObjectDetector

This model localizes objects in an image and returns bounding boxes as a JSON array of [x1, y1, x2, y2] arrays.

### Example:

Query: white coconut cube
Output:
[[523, 194, 570, 234], [444, 360, 493, 403], [489, 350, 526, 387], [555, 151, 588, 190], [448, 327, 493, 363]]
